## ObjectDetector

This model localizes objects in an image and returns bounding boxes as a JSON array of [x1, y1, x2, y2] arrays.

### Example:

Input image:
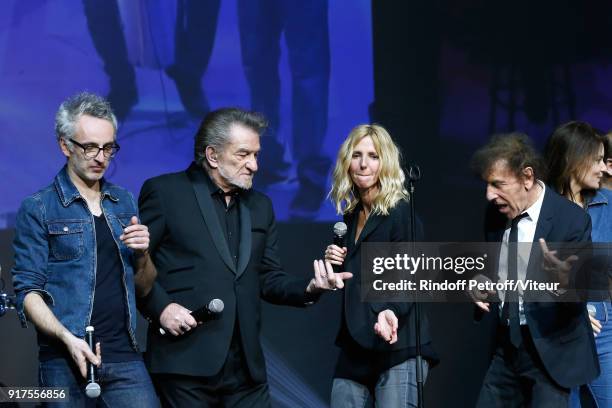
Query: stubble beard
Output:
[[218, 165, 253, 190]]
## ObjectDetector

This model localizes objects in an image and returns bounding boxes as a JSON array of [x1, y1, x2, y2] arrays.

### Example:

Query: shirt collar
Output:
[[520, 180, 545, 224], [202, 169, 242, 200], [588, 189, 609, 207], [212, 188, 240, 200]]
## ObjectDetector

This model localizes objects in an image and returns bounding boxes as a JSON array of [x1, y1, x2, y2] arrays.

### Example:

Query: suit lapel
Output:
[[527, 188, 554, 278], [187, 165, 236, 274], [345, 211, 357, 255], [347, 212, 384, 262], [532, 188, 554, 244], [236, 196, 252, 278]]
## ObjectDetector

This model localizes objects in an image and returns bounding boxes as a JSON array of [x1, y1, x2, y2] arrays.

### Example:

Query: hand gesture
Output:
[[159, 303, 198, 336], [374, 309, 398, 344], [306, 260, 353, 294], [468, 274, 496, 313], [120, 216, 150, 254], [539, 238, 579, 288]]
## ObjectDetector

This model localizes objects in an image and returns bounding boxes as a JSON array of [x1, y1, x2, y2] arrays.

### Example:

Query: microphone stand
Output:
[[0, 264, 16, 318], [407, 164, 424, 408]]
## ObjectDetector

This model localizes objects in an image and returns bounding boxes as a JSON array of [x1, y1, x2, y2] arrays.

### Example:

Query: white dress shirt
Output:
[[498, 181, 545, 325]]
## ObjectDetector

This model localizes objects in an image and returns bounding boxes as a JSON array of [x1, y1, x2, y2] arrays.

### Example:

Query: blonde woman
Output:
[[322, 124, 436, 407]]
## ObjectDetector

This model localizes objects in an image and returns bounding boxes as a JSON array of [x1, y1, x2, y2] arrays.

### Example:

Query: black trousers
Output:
[[152, 328, 270, 408], [477, 326, 569, 408]]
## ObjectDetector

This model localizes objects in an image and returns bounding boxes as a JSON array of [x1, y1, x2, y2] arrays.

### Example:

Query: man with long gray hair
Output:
[[138, 107, 351, 407], [11, 92, 158, 406]]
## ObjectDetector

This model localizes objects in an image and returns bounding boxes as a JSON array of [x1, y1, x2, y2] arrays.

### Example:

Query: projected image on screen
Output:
[[0, 0, 373, 225]]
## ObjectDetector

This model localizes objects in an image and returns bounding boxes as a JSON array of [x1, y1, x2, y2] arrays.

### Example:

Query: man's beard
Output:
[[218, 165, 253, 190]]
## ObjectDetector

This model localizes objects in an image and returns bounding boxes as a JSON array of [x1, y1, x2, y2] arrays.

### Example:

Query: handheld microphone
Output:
[[587, 304, 596, 318], [191, 298, 224, 323], [84, 326, 101, 398], [191, 299, 225, 323], [332, 222, 348, 272], [158, 299, 224, 336]]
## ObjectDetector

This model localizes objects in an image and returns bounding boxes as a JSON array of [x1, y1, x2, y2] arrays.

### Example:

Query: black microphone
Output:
[[158, 299, 224, 336], [332, 222, 348, 272], [84, 326, 101, 398], [191, 298, 224, 323]]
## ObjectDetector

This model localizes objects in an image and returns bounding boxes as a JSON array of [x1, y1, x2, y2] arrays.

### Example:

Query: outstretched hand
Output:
[[374, 309, 398, 344], [468, 274, 496, 313], [539, 238, 579, 288], [306, 260, 353, 294]]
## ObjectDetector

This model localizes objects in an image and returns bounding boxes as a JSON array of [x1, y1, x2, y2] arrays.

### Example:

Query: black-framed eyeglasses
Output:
[[69, 138, 120, 159]]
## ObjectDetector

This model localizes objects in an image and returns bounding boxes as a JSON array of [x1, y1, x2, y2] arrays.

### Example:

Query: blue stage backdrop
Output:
[[0, 0, 373, 225], [4, 2, 612, 407]]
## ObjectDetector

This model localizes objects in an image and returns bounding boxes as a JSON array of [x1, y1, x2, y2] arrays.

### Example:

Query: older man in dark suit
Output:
[[470, 133, 599, 407], [137, 108, 351, 407]]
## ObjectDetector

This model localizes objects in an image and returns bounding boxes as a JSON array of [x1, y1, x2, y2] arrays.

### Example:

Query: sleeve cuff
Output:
[[137, 283, 171, 323], [17, 289, 54, 328]]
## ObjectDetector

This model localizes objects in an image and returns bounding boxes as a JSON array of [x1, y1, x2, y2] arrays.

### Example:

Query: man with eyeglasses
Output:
[[11, 92, 159, 406]]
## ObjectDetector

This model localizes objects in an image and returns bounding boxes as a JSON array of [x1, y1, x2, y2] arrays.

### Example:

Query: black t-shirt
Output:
[[89, 214, 139, 362]]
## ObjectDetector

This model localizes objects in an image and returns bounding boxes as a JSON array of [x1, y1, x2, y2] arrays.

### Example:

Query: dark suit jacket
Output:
[[481, 186, 599, 388], [340, 199, 433, 352], [138, 163, 312, 382]]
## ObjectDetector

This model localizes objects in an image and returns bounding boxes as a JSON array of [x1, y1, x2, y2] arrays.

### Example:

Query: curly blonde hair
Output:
[[329, 124, 408, 216]]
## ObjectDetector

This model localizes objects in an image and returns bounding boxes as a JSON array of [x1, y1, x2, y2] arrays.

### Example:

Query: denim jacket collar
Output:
[[54, 165, 119, 206], [588, 189, 609, 208]]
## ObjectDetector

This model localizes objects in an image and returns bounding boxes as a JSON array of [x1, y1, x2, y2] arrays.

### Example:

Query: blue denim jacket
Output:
[[11, 165, 139, 349], [588, 188, 612, 243], [587, 188, 612, 309]]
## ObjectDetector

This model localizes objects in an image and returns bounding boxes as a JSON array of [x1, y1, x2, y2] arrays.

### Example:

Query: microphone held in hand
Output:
[[85, 326, 101, 398], [191, 298, 224, 323], [332, 222, 348, 272], [158, 299, 224, 336], [587, 304, 596, 318]]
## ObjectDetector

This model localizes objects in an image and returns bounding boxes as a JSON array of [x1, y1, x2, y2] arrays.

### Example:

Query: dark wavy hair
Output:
[[544, 121, 604, 203], [471, 132, 545, 181]]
